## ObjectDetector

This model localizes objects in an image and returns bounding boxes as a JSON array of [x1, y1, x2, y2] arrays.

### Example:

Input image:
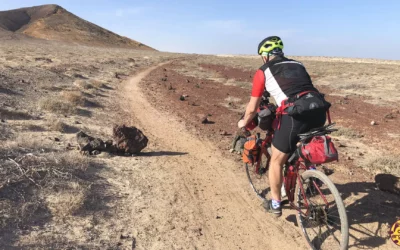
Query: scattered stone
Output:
[[371, 121, 377, 126], [128, 58, 135, 63], [220, 131, 229, 136], [73, 73, 87, 79], [179, 95, 186, 101], [375, 174, 400, 195], [35, 57, 52, 63], [120, 234, 130, 240], [337, 142, 346, 148], [216, 216, 222, 219], [97, 152, 112, 158], [322, 166, 334, 176], [229, 149, 235, 153], [384, 113, 395, 119], [392, 109, 400, 114], [201, 116, 209, 124], [113, 125, 148, 154], [115, 72, 128, 79], [1, 119, 5, 123], [161, 77, 167, 82], [163, 68, 167, 71], [74, 121, 82, 124], [186, 79, 190, 83], [347, 156, 352, 161], [132, 237, 137, 249], [359, 152, 364, 156], [54, 137, 60, 142], [92, 150, 101, 156], [76, 131, 107, 153]]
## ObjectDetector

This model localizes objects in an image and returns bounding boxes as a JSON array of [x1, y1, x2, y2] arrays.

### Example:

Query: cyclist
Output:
[[238, 36, 327, 217]]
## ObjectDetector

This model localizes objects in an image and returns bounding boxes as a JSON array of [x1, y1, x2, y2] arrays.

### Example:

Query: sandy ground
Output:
[[1, 40, 399, 249]]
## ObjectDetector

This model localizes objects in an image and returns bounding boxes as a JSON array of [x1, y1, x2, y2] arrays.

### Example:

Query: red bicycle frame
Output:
[[253, 132, 330, 217]]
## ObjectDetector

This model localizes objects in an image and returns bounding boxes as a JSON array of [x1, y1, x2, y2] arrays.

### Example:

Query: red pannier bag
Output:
[[298, 135, 338, 164]]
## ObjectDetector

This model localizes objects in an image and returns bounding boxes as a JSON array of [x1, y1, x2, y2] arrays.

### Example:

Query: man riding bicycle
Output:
[[238, 36, 327, 217]]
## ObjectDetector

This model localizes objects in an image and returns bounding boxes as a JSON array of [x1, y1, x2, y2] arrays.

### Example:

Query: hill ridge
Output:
[[0, 4, 155, 50]]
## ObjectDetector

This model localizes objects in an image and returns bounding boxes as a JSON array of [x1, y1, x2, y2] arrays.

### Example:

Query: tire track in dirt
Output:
[[121, 63, 307, 250]]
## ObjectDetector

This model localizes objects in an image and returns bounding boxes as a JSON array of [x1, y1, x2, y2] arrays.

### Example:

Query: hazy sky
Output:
[[1, 0, 399, 60]]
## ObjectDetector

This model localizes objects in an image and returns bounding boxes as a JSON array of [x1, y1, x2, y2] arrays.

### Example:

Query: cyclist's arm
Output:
[[241, 96, 262, 127], [238, 70, 265, 128]]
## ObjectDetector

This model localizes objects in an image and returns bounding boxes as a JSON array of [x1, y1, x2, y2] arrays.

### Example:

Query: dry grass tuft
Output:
[[39, 97, 77, 115], [89, 79, 107, 89], [45, 182, 86, 218], [47, 119, 79, 133], [0, 108, 33, 120], [73, 80, 94, 90], [0, 123, 14, 140], [61, 91, 85, 106], [332, 127, 363, 138], [48, 120, 68, 132], [364, 156, 400, 176], [25, 124, 46, 132]]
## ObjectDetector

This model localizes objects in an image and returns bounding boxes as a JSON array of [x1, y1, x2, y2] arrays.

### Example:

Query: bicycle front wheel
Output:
[[295, 170, 349, 250], [245, 150, 270, 201]]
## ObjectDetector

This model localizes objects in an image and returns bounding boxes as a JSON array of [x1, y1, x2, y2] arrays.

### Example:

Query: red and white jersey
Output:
[[251, 56, 318, 106]]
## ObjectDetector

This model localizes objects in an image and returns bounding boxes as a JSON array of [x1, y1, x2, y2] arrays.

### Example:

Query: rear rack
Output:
[[298, 123, 337, 142]]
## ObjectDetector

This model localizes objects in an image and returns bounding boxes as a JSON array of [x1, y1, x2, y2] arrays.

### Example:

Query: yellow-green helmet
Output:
[[258, 36, 284, 56]]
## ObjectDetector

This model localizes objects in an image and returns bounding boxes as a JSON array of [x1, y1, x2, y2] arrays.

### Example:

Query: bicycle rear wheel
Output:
[[245, 149, 270, 201], [295, 170, 349, 250]]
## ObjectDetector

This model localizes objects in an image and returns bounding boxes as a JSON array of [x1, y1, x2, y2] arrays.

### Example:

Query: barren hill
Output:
[[0, 4, 154, 50]]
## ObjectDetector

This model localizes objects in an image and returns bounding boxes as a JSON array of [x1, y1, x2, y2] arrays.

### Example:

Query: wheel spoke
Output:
[[295, 171, 348, 250]]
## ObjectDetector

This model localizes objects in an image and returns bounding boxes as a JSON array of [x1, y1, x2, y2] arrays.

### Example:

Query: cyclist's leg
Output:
[[269, 144, 289, 201], [266, 115, 294, 215]]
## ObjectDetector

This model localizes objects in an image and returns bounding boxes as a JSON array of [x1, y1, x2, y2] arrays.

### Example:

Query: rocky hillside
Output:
[[0, 4, 154, 50]]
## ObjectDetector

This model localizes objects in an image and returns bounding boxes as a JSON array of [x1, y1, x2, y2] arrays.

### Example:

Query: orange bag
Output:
[[242, 135, 260, 164]]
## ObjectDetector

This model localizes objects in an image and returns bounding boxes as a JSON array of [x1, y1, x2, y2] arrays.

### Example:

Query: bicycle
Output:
[[239, 95, 349, 250]]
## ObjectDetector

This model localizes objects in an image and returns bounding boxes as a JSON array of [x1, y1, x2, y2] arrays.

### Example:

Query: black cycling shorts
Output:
[[272, 112, 326, 154]]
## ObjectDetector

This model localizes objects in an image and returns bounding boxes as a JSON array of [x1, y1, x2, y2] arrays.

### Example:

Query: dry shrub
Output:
[[0, 151, 92, 233], [61, 91, 85, 106], [364, 156, 400, 176], [39, 97, 77, 115]]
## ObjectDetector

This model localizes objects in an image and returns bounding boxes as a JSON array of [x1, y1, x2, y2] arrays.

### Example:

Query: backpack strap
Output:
[[327, 109, 332, 125]]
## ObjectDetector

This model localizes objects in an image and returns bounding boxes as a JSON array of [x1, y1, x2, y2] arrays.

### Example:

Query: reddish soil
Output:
[[142, 63, 250, 149], [140, 62, 400, 249], [143, 62, 400, 156]]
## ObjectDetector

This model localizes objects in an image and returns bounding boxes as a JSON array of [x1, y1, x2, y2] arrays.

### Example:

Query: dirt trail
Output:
[[119, 63, 307, 249]]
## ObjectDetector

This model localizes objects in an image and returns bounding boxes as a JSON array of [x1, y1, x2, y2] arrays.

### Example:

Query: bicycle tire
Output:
[[245, 150, 270, 201], [295, 170, 349, 250]]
